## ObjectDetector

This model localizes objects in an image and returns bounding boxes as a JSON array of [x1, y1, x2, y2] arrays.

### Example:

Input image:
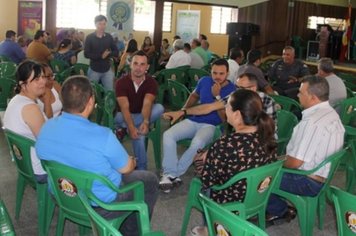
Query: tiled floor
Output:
[[0, 118, 348, 235]]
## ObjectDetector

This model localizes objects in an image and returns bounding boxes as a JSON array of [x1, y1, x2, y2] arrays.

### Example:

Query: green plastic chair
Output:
[[271, 148, 347, 236], [343, 80, 356, 92], [71, 63, 89, 76], [199, 194, 268, 236], [50, 59, 69, 74], [0, 78, 16, 111], [101, 90, 162, 170], [167, 79, 191, 110], [276, 110, 298, 155], [0, 62, 17, 79], [180, 160, 284, 236], [89, 81, 106, 124], [186, 68, 209, 91], [3, 129, 55, 236], [154, 66, 189, 104], [41, 160, 155, 236], [344, 126, 356, 193], [339, 97, 356, 126], [0, 198, 16, 236], [0, 55, 11, 62], [270, 94, 302, 113], [337, 72, 355, 84], [346, 87, 355, 98], [79, 191, 165, 236], [331, 186, 356, 236], [55, 67, 72, 85]]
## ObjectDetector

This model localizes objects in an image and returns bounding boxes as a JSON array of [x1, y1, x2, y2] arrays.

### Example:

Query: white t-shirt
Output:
[[37, 87, 63, 118], [227, 59, 239, 83], [165, 50, 191, 69]]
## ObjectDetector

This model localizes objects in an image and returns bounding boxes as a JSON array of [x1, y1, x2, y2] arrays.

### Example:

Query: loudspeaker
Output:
[[226, 22, 260, 36], [228, 35, 252, 57]]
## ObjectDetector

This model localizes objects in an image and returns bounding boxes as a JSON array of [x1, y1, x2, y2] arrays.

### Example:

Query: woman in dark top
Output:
[[54, 38, 76, 66], [201, 89, 277, 204]]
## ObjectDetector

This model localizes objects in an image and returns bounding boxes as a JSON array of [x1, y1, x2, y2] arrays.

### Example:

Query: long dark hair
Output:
[[229, 89, 276, 154], [15, 60, 44, 94]]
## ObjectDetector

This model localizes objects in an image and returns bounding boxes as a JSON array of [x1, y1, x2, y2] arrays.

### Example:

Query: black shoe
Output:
[[266, 206, 297, 226]]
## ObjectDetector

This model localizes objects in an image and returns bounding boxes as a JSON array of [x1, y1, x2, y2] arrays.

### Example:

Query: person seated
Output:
[[266, 75, 345, 224], [17, 35, 28, 54], [158, 38, 173, 68], [0, 30, 26, 64], [37, 64, 62, 118], [201, 40, 212, 62], [117, 39, 138, 72], [268, 46, 309, 99], [3, 60, 48, 183], [316, 57, 346, 112], [115, 50, 164, 170], [159, 59, 236, 193], [54, 39, 77, 66], [238, 49, 275, 95], [141, 36, 156, 64], [35, 75, 159, 236], [191, 38, 209, 66], [183, 43, 204, 69], [165, 39, 191, 69], [26, 30, 53, 64], [191, 89, 277, 236], [227, 47, 244, 83]]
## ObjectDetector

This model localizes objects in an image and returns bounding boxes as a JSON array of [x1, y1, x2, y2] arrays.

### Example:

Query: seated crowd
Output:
[[0, 13, 351, 236]]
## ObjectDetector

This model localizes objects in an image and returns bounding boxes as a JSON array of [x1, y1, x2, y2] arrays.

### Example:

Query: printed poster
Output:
[[107, 0, 134, 40], [176, 10, 200, 43], [18, 1, 43, 40]]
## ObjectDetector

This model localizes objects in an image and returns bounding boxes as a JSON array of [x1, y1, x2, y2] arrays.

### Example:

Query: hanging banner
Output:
[[107, 0, 134, 39], [18, 1, 43, 40], [176, 10, 200, 43]]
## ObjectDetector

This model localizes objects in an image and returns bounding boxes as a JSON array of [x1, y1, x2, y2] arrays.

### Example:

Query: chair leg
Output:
[[317, 192, 326, 230], [36, 184, 48, 236], [78, 225, 91, 236], [15, 175, 26, 219], [55, 211, 65, 236]]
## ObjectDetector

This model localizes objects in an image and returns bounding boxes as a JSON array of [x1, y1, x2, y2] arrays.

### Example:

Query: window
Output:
[[162, 2, 172, 32], [307, 16, 344, 31], [210, 6, 238, 34], [56, 0, 107, 29]]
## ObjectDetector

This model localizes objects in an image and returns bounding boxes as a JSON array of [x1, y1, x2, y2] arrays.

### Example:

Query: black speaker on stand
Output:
[[226, 22, 260, 56]]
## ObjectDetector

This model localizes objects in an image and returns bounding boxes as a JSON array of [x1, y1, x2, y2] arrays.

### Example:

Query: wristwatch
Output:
[[215, 95, 221, 100]]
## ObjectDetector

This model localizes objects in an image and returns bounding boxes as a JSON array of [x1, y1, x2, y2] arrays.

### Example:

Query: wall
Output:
[[0, 0, 19, 41]]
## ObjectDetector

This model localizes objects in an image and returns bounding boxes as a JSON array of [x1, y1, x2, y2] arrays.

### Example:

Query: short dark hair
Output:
[[301, 75, 329, 101], [162, 38, 169, 44], [61, 76, 94, 113], [318, 57, 334, 73], [192, 38, 201, 47], [229, 47, 243, 60], [212, 58, 229, 72], [247, 49, 261, 64], [184, 43, 191, 51], [94, 15, 107, 24], [131, 50, 148, 62], [199, 34, 207, 40], [173, 35, 181, 40], [238, 72, 258, 85], [5, 30, 16, 39], [34, 30, 46, 40]]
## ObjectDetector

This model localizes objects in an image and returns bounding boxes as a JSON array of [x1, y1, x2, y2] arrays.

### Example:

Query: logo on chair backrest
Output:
[[345, 211, 356, 233], [214, 222, 231, 236], [58, 178, 77, 197], [257, 176, 272, 193], [12, 144, 22, 160]]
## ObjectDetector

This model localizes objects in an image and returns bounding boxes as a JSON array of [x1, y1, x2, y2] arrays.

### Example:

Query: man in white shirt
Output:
[[165, 39, 191, 69], [227, 47, 244, 83], [267, 75, 344, 223]]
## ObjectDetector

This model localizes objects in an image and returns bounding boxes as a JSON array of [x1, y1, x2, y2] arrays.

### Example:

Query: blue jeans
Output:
[[267, 173, 324, 217], [162, 119, 216, 177], [95, 170, 159, 236], [114, 104, 164, 170], [88, 68, 114, 91]]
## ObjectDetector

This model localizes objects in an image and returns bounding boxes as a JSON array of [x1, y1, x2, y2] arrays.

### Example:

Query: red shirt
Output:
[[115, 74, 158, 113]]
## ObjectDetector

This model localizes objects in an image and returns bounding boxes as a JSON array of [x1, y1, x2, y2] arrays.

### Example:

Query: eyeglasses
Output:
[[44, 74, 56, 80]]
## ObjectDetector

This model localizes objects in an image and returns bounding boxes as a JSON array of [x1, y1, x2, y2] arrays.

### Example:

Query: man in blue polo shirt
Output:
[[0, 30, 26, 64], [36, 76, 158, 235]]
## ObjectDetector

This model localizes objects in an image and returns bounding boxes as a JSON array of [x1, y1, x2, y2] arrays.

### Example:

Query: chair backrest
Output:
[[0, 62, 17, 79], [211, 160, 284, 218], [0, 199, 16, 236], [186, 68, 209, 90], [167, 79, 191, 110], [331, 186, 356, 236], [50, 59, 69, 74], [55, 67, 73, 84], [79, 191, 122, 236], [41, 160, 119, 226], [199, 194, 268, 236], [90, 81, 106, 124], [3, 129, 36, 186], [0, 78, 16, 111], [276, 110, 299, 155], [340, 97, 356, 126], [71, 63, 89, 76], [270, 94, 302, 112], [101, 90, 117, 130], [156, 67, 189, 86], [0, 55, 11, 62]]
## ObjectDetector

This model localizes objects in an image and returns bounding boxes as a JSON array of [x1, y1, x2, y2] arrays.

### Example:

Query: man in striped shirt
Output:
[[267, 75, 345, 223]]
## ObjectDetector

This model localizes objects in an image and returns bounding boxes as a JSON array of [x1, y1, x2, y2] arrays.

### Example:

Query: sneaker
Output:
[[115, 128, 127, 141], [171, 176, 183, 187], [159, 174, 173, 193], [191, 226, 208, 236]]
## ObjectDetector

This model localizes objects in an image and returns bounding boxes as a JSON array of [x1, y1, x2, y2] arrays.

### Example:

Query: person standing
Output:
[[84, 15, 118, 90]]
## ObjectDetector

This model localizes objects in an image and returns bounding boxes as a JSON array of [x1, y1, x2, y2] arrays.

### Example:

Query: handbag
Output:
[[193, 148, 208, 177]]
